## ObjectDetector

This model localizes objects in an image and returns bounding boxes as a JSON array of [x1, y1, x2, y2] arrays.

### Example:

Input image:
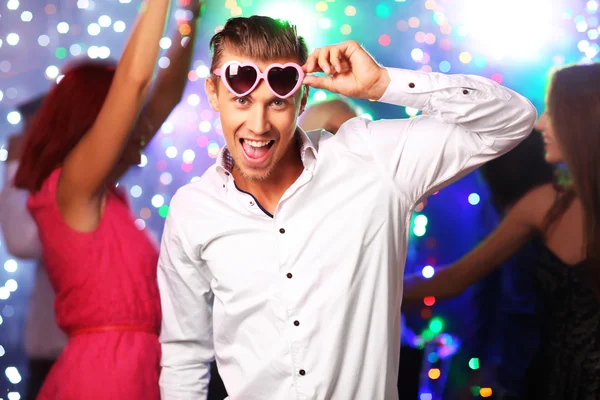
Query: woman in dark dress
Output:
[[403, 63, 600, 399]]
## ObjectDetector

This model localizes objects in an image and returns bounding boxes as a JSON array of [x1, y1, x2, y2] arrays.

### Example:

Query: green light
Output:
[[55, 47, 68, 59], [158, 205, 170, 218], [429, 317, 443, 333], [421, 329, 436, 341], [375, 3, 392, 18], [469, 357, 480, 370], [470, 386, 481, 396]]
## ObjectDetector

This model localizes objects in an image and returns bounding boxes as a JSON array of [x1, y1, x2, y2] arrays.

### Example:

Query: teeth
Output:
[[244, 139, 271, 148]]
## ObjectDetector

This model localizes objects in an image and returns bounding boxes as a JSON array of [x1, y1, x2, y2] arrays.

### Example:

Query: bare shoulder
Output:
[[512, 183, 557, 228]]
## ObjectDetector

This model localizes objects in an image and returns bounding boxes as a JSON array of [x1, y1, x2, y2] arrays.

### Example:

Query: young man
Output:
[[158, 16, 536, 399]]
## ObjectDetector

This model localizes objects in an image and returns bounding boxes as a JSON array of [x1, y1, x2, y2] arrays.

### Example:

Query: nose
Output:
[[247, 105, 271, 136], [534, 112, 547, 132]]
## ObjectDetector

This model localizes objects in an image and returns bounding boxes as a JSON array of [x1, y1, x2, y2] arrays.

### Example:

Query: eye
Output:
[[271, 99, 286, 107], [235, 97, 249, 105]]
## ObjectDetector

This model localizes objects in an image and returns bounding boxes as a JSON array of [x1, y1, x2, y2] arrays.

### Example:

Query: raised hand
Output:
[[302, 40, 390, 100]]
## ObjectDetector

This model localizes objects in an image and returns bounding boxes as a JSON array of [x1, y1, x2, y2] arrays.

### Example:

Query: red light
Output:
[[424, 296, 436, 306]]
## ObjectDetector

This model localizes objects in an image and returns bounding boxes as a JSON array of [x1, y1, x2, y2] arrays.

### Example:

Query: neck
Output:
[[233, 137, 304, 213]]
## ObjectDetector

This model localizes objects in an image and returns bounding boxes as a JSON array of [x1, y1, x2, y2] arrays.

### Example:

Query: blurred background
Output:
[[0, 0, 596, 399]]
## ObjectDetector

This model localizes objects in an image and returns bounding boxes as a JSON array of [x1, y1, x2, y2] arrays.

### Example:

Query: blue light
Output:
[[439, 61, 451, 72], [468, 193, 480, 205], [420, 394, 433, 400], [422, 265, 435, 279]]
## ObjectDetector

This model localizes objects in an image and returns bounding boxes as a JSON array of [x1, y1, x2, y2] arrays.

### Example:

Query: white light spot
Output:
[[134, 219, 146, 230], [0, 61, 11, 73], [0, 345, 5, 357], [160, 172, 173, 185], [38, 35, 50, 47], [57, 22, 70, 34], [158, 57, 170, 69], [138, 154, 148, 167], [77, 0, 90, 9], [161, 121, 173, 134], [7, 111, 21, 125], [196, 65, 210, 78], [160, 37, 172, 49], [182, 149, 196, 163], [165, 146, 178, 158], [70, 44, 82, 56], [7, 0, 19, 11], [5, 280, 17, 292], [0, 149, 8, 161], [87, 46, 99, 59], [21, 11, 33, 22], [0, 287, 9, 300], [6, 33, 19, 46], [98, 15, 112, 27], [114, 21, 126, 33], [8, 391, 21, 400], [98, 46, 110, 59], [199, 121, 212, 133], [130, 185, 142, 198], [45, 65, 59, 79], [151, 195, 165, 208], [187, 94, 200, 106], [4, 259, 17, 272], [87, 23, 101, 36]]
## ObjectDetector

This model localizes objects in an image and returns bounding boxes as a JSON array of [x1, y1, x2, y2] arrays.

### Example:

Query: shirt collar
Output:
[[215, 128, 318, 180]]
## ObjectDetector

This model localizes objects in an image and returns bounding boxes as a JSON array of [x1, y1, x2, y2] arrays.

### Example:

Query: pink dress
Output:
[[28, 169, 161, 400]]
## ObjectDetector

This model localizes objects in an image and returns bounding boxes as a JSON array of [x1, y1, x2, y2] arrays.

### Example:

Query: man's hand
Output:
[[6, 135, 24, 162], [302, 40, 390, 100]]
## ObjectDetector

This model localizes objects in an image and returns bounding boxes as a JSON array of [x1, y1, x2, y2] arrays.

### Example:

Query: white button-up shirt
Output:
[[158, 67, 536, 400]]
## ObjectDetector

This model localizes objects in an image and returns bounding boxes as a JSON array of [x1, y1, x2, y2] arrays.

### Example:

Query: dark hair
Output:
[[17, 95, 45, 120], [547, 63, 600, 296], [479, 129, 556, 214], [209, 16, 309, 73], [14, 60, 116, 192]]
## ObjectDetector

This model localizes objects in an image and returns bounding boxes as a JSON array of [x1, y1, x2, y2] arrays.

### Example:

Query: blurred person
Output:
[[298, 97, 358, 133], [404, 64, 600, 399], [12, 1, 203, 398], [0, 95, 68, 400], [157, 15, 535, 399]]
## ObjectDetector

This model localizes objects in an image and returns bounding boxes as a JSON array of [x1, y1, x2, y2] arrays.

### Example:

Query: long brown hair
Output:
[[547, 63, 600, 295], [14, 60, 116, 192]]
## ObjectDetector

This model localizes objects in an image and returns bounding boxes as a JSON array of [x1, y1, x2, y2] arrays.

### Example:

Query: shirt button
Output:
[[463, 89, 469, 94], [225, 171, 230, 176], [249, 201, 254, 206], [279, 228, 286, 234], [299, 369, 306, 376], [408, 82, 415, 88], [294, 320, 300, 326], [286, 273, 293, 279]]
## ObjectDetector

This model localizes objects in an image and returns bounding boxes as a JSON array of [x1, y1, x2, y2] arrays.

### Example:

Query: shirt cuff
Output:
[[377, 68, 436, 109]]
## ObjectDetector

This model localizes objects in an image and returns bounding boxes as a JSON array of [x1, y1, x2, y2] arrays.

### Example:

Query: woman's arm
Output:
[[57, 0, 171, 231], [112, 2, 203, 181], [403, 184, 554, 305]]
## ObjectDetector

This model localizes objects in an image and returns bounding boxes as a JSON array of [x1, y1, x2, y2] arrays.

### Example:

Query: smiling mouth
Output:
[[240, 138, 275, 163]]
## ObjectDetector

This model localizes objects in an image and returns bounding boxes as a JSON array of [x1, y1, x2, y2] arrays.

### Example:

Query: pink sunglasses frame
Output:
[[213, 61, 305, 99]]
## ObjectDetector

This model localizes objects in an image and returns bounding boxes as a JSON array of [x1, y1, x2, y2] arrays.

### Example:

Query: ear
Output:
[[299, 85, 309, 116], [205, 77, 220, 112]]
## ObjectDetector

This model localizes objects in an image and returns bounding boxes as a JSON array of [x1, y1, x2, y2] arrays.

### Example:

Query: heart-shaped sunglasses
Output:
[[213, 61, 305, 99]]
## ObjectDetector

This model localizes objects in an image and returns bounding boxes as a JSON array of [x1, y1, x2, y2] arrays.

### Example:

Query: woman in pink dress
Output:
[[12, 1, 203, 398]]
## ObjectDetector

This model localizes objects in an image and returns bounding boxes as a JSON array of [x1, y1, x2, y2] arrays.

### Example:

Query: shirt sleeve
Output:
[[0, 161, 43, 259], [342, 67, 537, 205], [158, 192, 214, 399]]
